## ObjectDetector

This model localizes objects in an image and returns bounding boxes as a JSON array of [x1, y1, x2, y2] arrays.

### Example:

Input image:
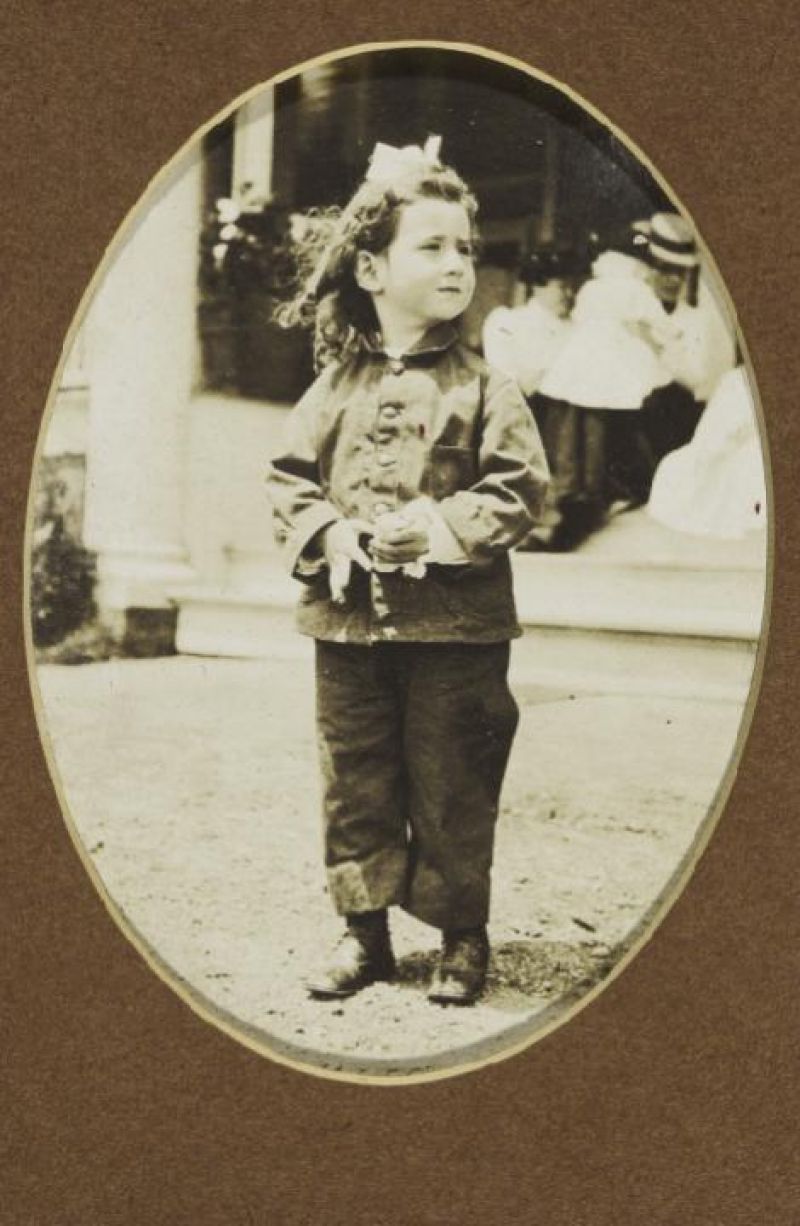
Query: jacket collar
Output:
[[359, 321, 460, 360]]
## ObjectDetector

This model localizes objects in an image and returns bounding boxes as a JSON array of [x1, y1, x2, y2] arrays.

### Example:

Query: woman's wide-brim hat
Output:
[[635, 212, 699, 270]]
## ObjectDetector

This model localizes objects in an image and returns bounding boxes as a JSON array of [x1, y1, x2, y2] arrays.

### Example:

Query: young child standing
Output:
[[266, 138, 548, 1005]]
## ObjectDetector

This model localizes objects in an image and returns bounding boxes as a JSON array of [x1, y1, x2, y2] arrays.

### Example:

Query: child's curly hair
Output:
[[278, 152, 479, 369]]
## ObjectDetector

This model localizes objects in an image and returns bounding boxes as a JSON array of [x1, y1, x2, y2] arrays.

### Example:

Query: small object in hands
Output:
[[371, 508, 429, 577], [306, 911, 396, 999]]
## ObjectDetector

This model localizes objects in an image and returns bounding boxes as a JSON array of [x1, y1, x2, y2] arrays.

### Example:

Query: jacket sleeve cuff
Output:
[[436, 488, 540, 561], [282, 502, 342, 582]]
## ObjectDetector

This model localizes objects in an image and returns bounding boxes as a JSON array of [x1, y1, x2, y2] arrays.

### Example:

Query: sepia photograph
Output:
[[26, 42, 770, 1081]]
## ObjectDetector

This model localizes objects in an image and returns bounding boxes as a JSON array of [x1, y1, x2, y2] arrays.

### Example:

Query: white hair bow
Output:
[[365, 135, 443, 186]]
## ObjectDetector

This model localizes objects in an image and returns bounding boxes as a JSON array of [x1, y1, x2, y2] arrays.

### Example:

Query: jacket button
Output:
[[374, 501, 393, 515], [380, 405, 400, 419], [377, 454, 395, 467], [388, 359, 405, 375]]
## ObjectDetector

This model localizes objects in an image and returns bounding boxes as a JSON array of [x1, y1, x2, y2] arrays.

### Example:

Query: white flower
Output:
[[212, 243, 228, 268], [216, 197, 240, 224], [219, 224, 239, 242]]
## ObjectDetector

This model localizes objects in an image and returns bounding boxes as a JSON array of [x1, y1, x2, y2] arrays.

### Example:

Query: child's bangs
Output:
[[392, 170, 481, 245]]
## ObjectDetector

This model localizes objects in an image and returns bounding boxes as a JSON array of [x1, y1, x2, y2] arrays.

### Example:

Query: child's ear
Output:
[[355, 249, 384, 294]]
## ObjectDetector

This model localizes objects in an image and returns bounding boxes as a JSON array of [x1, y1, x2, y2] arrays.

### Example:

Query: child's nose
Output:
[[443, 246, 468, 273]]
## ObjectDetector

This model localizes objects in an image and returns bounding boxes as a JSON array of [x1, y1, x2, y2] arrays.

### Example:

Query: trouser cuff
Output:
[[402, 868, 491, 932], [327, 847, 408, 915]]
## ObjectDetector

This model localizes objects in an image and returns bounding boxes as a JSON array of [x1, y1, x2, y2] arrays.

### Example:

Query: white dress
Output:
[[482, 299, 568, 398], [539, 253, 671, 410], [647, 366, 767, 538]]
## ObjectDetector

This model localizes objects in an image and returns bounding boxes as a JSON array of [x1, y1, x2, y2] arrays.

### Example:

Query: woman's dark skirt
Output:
[[526, 384, 702, 551]]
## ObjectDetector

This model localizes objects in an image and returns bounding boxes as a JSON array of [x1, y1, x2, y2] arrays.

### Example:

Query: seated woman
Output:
[[637, 212, 737, 467], [535, 233, 672, 550]]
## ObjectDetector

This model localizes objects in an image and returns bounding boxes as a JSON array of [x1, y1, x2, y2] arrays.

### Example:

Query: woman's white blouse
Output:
[[482, 299, 568, 398], [539, 256, 671, 410]]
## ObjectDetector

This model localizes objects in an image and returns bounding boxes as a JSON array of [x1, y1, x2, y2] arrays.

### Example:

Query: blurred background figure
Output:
[[530, 229, 672, 550], [482, 246, 583, 551], [638, 212, 737, 464], [647, 363, 766, 539], [482, 246, 578, 400]]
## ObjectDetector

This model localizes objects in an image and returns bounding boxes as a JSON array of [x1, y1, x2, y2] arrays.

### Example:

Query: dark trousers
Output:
[[314, 640, 520, 931]]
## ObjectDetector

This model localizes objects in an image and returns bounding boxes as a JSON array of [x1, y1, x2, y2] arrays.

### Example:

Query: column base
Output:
[[92, 548, 196, 657], [98, 606, 179, 657]]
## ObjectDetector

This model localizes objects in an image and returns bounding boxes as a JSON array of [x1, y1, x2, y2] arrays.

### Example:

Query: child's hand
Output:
[[322, 519, 373, 604], [370, 509, 430, 564]]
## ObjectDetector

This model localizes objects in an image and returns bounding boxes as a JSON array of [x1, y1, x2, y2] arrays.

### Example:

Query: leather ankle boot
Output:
[[428, 926, 489, 1006], [307, 910, 396, 999]]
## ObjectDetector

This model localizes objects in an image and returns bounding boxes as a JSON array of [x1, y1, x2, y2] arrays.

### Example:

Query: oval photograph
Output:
[[28, 42, 769, 1082]]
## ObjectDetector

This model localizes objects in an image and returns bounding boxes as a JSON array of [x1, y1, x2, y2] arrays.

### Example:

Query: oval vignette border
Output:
[[23, 38, 774, 1086]]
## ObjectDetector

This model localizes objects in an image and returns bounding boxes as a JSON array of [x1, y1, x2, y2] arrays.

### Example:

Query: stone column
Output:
[[231, 87, 274, 198], [82, 151, 201, 651]]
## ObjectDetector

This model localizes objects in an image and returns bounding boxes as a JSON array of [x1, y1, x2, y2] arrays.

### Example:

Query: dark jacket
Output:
[[266, 324, 549, 644]]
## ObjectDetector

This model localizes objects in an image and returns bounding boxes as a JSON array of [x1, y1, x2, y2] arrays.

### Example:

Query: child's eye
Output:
[[457, 242, 474, 258]]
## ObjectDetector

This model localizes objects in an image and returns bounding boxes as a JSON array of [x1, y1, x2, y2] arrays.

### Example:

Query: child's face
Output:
[[364, 198, 476, 335]]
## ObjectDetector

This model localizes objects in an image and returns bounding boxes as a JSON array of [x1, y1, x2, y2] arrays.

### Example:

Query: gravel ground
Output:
[[34, 654, 746, 1081]]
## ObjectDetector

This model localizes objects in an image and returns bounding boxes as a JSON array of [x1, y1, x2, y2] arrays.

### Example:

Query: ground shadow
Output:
[[393, 937, 616, 1014]]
